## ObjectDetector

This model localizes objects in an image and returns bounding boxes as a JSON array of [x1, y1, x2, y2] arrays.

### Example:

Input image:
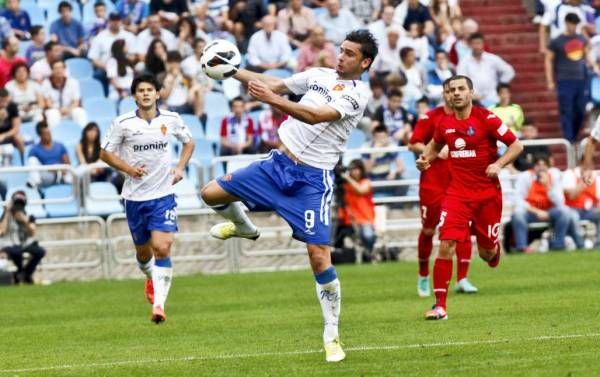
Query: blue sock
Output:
[[315, 266, 337, 285], [154, 257, 172, 268]]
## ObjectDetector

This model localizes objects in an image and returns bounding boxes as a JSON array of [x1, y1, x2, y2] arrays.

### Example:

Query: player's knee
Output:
[[439, 240, 456, 258], [477, 246, 495, 261], [152, 241, 172, 258], [422, 227, 436, 237], [200, 181, 219, 206], [307, 244, 331, 271]]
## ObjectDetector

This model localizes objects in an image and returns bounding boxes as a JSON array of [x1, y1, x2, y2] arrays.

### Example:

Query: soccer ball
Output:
[[200, 39, 241, 81]]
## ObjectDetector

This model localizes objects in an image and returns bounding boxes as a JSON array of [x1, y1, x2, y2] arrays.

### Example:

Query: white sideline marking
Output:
[[2, 333, 599, 374]]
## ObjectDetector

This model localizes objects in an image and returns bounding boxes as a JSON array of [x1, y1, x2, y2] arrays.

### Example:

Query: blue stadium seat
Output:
[[85, 181, 123, 216], [20, 121, 37, 144], [2, 172, 29, 189], [399, 150, 420, 180], [83, 97, 117, 119], [53, 120, 83, 145], [204, 115, 223, 142], [66, 58, 94, 79], [346, 128, 366, 149], [96, 118, 111, 138], [204, 92, 230, 119], [174, 179, 202, 209], [6, 186, 47, 218], [18, 40, 32, 58], [192, 138, 216, 165], [180, 114, 203, 137], [591, 76, 600, 105], [65, 143, 78, 166], [23, 5, 46, 26], [42, 184, 79, 217], [264, 68, 292, 79], [78, 78, 105, 100], [118, 96, 137, 114]]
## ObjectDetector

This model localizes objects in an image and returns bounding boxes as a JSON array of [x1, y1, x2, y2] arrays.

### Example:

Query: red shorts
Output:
[[419, 190, 445, 230], [438, 193, 502, 249]]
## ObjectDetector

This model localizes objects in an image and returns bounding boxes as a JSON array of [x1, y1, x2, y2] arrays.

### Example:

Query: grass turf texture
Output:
[[1, 251, 600, 376]]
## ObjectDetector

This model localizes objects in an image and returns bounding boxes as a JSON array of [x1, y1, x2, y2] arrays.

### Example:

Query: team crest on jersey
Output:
[[466, 125, 475, 136], [160, 124, 167, 135], [332, 83, 345, 91]]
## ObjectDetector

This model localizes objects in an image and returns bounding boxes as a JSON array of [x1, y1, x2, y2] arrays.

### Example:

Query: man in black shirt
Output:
[[0, 88, 25, 165]]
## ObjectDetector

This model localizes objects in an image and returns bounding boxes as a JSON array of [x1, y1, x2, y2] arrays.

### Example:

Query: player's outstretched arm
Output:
[[99, 149, 146, 179], [486, 139, 524, 178], [233, 69, 291, 95], [172, 140, 195, 185]]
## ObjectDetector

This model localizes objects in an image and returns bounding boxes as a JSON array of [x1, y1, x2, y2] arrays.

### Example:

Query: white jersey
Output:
[[592, 116, 600, 143], [280, 68, 368, 170], [102, 109, 192, 202]]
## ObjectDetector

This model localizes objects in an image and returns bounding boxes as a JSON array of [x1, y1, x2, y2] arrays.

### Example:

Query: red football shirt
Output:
[[410, 106, 451, 193], [433, 106, 517, 200]]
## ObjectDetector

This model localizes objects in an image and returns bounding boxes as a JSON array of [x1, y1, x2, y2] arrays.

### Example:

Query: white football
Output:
[[200, 39, 241, 81]]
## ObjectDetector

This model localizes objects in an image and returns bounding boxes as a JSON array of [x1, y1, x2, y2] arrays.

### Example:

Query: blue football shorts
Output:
[[217, 150, 335, 245], [124, 194, 178, 246]]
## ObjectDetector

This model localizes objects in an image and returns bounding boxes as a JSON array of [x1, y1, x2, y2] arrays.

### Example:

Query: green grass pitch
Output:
[[1, 251, 600, 376]]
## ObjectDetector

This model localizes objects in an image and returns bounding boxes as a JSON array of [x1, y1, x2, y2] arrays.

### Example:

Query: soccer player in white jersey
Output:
[[100, 75, 195, 324], [583, 117, 600, 185], [200, 30, 378, 362]]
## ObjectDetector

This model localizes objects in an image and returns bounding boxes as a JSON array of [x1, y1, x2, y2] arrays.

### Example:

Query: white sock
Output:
[[136, 256, 153, 279], [212, 202, 257, 234], [153, 258, 173, 309], [316, 278, 341, 344]]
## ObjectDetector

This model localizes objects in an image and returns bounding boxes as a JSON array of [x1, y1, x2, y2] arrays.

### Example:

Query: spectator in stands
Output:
[[229, 0, 268, 51], [5, 62, 43, 123], [512, 154, 583, 252], [27, 121, 71, 188], [338, 159, 377, 259], [88, 13, 136, 96], [25, 26, 46, 66], [545, 13, 591, 142], [489, 83, 525, 136], [116, 0, 150, 34], [371, 89, 414, 145], [415, 96, 430, 119], [318, 0, 361, 46], [436, 18, 456, 53], [106, 39, 134, 100], [383, 72, 407, 99], [257, 105, 287, 153], [88, 1, 109, 37], [429, 0, 461, 31], [142, 38, 168, 78], [150, 0, 189, 29], [49, 1, 86, 59], [426, 49, 453, 105], [394, 0, 435, 38], [76, 121, 111, 182], [400, 22, 430, 64], [371, 26, 403, 80], [181, 38, 212, 97], [219, 96, 255, 156], [512, 121, 551, 172], [246, 15, 292, 72], [135, 14, 177, 61], [1, 0, 31, 41], [457, 32, 515, 107], [175, 16, 196, 58], [0, 88, 25, 164], [0, 190, 46, 284], [276, 0, 317, 49], [0, 35, 27, 87], [363, 125, 407, 197], [399, 46, 426, 111], [539, 0, 595, 54], [368, 5, 402, 46], [30, 41, 64, 83], [448, 16, 479, 65], [365, 78, 387, 120], [341, 0, 378, 25], [160, 51, 205, 118], [563, 142, 600, 248], [41, 60, 87, 128], [296, 26, 336, 73]]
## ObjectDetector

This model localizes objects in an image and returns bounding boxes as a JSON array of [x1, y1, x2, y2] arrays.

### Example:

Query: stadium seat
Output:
[[65, 143, 78, 166], [23, 5, 46, 26], [79, 78, 105, 99], [204, 115, 222, 142], [53, 120, 83, 145], [591, 76, 600, 105], [96, 118, 111, 138], [180, 114, 203, 137], [84, 181, 123, 216], [18, 40, 32, 58], [263, 69, 292, 79], [42, 184, 79, 217], [6, 186, 47, 219], [118, 97, 137, 114], [346, 128, 366, 149], [399, 150, 420, 180], [83, 97, 117, 119], [174, 179, 202, 209], [2, 172, 29, 189], [67, 58, 94, 79], [192, 138, 216, 165], [20, 121, 37, 144], [204, 92, 230, 119]]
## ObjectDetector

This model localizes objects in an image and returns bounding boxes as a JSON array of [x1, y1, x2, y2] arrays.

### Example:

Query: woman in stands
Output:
[[142, 38, 168, 79], [5, 62, 44, 123], [76, 122, 110, 182], [175, 16, 197, 58], [106, 39, 134, 100]]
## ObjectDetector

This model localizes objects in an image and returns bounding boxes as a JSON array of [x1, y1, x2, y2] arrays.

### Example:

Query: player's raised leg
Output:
[[201, 180, 260, 240], [308, 244, 345, 362]]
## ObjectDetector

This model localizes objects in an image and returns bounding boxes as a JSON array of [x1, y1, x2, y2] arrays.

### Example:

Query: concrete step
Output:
[[479, 24, 537, 34], [487, 35, 539, 46], [461, 4, 526, 14], [474, 14, 531, 25]]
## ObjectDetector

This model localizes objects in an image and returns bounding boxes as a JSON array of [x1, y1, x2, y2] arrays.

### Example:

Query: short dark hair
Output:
[[36, 120, 49, 136], [388, 89, 403, 99], [44, 41, 57, 53], [94, 0, 106, 8], [166, 50, 182, 63], [0, 88, 8, 98], [130, 74, 161, 94], [565, 12, 580, 25], [29, 25, 44, 38], [533, 153, 551, 166], [344, 29, 378, 71], [446, 75, 473, 90], [229, 96, 245, 108], [192, 37, 206, 49], [373, 125, 388, 134], [416, 96, 429, 105], [496, 83, 511, 93], [10, 61, 29, 79], [400, 46, 414, 61], [468, 32, 484, 42], [58, 1, 72, 12]]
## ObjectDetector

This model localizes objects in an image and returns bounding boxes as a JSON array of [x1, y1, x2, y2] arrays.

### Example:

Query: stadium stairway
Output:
[[460, 0, 571, 168]]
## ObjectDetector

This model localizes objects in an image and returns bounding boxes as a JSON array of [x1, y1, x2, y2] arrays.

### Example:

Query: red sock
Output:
[[418, 231, 433, 277], [433, 258, 453, 309], [455, 240, 472, 282]]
